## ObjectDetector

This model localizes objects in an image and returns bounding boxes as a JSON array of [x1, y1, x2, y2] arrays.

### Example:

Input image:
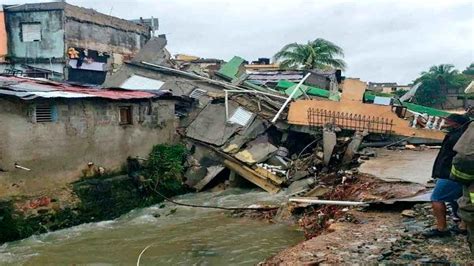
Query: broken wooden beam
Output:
[[223, 160, 280, 194], [254, 166, 284, 185]]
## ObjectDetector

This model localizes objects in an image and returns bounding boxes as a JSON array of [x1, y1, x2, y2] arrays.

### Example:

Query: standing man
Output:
[[451, 120, 474, 253], [423, 114, 471, 237]]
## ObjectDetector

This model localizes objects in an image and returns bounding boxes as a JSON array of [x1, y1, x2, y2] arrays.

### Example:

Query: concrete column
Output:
[[323, 129, 337, 165], [342, 130, 366, 164]]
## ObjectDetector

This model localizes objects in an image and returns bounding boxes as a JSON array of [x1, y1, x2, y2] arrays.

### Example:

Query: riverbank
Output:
[[0, 175, 165, 244], [0, 144, 188, 244]]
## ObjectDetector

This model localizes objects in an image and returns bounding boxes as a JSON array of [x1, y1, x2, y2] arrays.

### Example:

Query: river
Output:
[[0, 188, 303, 265]]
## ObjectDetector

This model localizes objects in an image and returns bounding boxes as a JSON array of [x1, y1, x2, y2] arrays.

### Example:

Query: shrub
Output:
[[144, 144, 188, 196]]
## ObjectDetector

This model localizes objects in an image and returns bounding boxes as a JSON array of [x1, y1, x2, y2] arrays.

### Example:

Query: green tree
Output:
[[273, 38, 346, 70], [462, 63, 474, 75], [414, 64, 470, 108]]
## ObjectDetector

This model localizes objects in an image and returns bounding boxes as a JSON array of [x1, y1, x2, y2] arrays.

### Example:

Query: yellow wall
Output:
[[0, 11, 7, 62], [341, 78, 367, 102], [288, 99, 445, 140]]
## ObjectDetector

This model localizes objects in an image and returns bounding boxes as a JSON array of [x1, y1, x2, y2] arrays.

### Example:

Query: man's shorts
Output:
[[431, 178, 463, 202]]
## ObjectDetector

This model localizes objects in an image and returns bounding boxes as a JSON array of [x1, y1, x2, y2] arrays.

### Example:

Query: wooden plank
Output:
[[254, 167, 284, 185], [224, 160, 280, 194], [194, 165, 225, 192]]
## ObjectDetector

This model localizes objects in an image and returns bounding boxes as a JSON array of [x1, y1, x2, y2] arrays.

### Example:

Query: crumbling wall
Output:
[[63, 3, 150, 59], [64, 20, 147, 57], [0, 98, 177, 197], [5, 10, 64, 62]]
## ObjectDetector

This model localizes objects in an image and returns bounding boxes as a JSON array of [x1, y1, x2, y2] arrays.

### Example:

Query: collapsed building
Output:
[[0, 34, 453, 199], [103, 36, 449, 195]]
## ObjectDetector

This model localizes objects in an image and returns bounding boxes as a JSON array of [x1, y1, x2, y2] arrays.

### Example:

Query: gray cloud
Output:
[[3, 0, 473, 83]]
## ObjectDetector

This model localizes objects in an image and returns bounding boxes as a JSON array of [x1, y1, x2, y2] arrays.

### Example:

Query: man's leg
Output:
[[423, 179, 453, 237], [432, 201, 448, 231]]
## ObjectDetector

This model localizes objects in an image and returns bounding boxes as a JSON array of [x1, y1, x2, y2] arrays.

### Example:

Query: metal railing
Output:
[[307, 108, 394, 134]]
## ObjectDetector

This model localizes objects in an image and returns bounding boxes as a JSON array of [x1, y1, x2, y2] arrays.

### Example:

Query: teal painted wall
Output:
[[6, 10, 65, 61]]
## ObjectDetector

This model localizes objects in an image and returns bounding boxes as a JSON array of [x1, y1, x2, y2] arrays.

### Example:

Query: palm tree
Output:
[[273, 38, 346, 71], [414, 64, 468, 108], [418, 64, 458, 94]]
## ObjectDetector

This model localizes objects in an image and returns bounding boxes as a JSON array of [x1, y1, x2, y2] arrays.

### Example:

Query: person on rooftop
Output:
[[423, 114, 471, 238]]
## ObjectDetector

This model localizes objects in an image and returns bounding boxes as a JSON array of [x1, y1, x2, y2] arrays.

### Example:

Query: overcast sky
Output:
[[4, 0, 474, 84]]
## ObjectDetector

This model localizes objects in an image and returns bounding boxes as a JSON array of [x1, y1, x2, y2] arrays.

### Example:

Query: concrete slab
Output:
[[186, 103, 240, 146], [234, 142, 278, 165], [222, 118, 267, 154], [194, 165, 225, 191], [358, 148, 438, 184]]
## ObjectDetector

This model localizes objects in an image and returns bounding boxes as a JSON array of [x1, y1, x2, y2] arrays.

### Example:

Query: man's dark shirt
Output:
[[432, 124, 469, 179]]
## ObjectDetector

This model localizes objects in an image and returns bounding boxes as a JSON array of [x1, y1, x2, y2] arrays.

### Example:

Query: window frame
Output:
[[20, 22, 42, 42], [119, 106, 133, 125]]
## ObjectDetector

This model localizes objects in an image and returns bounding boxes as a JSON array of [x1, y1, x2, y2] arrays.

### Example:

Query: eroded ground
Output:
[[264, 206, 472, 265]]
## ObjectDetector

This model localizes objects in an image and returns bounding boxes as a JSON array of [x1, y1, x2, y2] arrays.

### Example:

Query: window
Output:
[[21, 23, 42, 42], [119, 106, 132, 125], [35, 104, 53, 123]]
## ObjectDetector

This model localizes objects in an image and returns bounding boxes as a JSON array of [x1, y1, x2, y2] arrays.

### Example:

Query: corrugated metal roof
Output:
[[0, 76, 156, 100]]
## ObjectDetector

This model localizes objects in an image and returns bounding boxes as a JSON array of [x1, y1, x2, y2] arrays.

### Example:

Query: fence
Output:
[[307, 108, 394, 134]]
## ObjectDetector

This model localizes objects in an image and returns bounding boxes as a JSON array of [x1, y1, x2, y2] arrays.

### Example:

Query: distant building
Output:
[[174, 53, 224, 78], [368, 82, 411, 94], [245, 58, 281, 72], [2, 2, 153, 84]]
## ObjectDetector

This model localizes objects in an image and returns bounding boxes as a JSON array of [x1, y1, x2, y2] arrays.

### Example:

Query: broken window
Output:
[[35, 104, 53, 123], [21, 23, 42, 42], [119, 106, 133, 125], [228, 107, 254, 126]]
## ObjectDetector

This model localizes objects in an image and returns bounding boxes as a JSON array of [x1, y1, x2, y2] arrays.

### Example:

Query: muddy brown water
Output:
[[0, 189, 303, 265]]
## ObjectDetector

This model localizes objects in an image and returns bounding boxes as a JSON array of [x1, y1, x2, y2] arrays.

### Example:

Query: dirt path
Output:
[[358, 148, 437, 184], [263, 210, 404, 265], [264, 206, 473, 265]]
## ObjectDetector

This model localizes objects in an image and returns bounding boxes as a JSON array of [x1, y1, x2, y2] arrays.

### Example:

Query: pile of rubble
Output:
[[102, 36, 445, 201]]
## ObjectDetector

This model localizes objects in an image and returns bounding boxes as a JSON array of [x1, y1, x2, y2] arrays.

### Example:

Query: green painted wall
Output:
[[5, 10, 65, 61]]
